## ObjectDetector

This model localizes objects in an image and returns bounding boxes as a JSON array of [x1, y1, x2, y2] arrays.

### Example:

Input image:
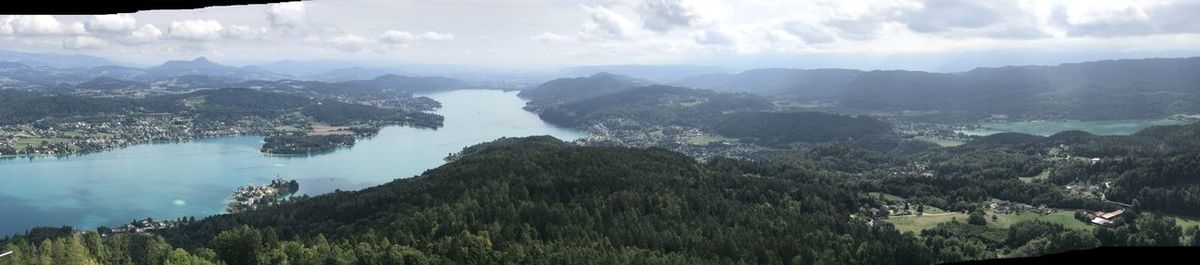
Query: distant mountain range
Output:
[[4, 48, 1200, 122], [0, 50, 124, 69], [147, 57, 289, 80], [0, 49, 491, 88], [0, 55, 474, 96], [674, 57, 1200, 121], [559, 64, 730, 83]]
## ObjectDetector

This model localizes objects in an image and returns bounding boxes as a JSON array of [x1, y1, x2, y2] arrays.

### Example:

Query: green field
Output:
[[988, 211, 1093, 231], [887, 212, 970, 234], [1019, 170, 1051, 183], [685, 135, 734, 145], [883, 202, 959, 233], [914, 136, 965, 147], [887, 210, 1093, 234]]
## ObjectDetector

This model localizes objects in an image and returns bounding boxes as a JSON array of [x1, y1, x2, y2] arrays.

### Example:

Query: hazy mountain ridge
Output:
[[0, 50, 123, 69], [0, 88, 429, 125], [674, 57, 1200, 121], [146, 57, 291, 81], [0, 54, 474, 91], [560, 64, 730, 83]]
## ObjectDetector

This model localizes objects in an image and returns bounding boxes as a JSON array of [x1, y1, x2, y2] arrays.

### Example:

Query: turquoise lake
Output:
[[0, 90, 586, 236], [956, 119, 1191, 136]]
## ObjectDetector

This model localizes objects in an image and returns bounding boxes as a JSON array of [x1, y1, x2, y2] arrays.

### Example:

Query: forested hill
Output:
[[517, 72, 651, 110], [148, 136, 932, 264], [0, 89, 139, 124], [947, 122, 1200, 216], [675, 57, 1200, 121], [536, 85, 774, 128]]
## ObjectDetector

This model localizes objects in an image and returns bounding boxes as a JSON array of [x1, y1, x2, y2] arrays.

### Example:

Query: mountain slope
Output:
[[517, 72, 652, 110], [537, 85, 774, 128]]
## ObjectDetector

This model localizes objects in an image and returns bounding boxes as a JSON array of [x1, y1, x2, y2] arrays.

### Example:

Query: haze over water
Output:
[[0, 90, 585, 236]]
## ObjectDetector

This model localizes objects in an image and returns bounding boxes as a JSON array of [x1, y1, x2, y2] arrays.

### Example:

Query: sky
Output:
[[2, 0, 1200, 71]]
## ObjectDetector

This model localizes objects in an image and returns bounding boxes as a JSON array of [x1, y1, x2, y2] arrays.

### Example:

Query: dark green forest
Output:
[[710, 111, 893, 147]]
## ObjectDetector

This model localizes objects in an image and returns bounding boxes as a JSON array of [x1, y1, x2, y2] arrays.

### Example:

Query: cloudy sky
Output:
[[3, 0, 1200, 71]]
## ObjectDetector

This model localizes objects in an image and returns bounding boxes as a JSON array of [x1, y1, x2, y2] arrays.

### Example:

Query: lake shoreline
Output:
[[0, 89, 587, 237]]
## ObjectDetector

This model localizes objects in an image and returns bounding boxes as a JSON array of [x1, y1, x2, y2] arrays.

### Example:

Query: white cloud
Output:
[[640, 0, 727, 32], [267, 2, 307, 28], [695, 27, 736, 45], [379, 30, 417, 44], [530, 32, 574, 43], [0, 15, 80, 36], [63, 36, 108, 49], [168, 20, 224, 41], [223, 25, 267, 39], [778, 19, 837, 44], [897, 0, 1047, 39], [327, 33, 370, 52], [420, 31, 454, 41], [581, 6, 640, 40], [123, 24, 163, 44], [1049, 0, 1200, 37], [86, 14, 138, 34], [67, 22, 87, 35], [379, 30, 455, 46]]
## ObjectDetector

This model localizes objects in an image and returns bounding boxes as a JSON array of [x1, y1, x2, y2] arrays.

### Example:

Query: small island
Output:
[[226, 176, 300, 214], [261, 134, 356, 154]]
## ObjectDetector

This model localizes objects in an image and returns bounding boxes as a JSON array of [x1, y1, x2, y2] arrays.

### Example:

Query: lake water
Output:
[[956, 119, 1191, 136], [0, 90, 586, 236]]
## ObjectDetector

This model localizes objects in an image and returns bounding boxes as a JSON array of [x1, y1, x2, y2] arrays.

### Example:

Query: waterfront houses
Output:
[[226, 176, 300, 214]]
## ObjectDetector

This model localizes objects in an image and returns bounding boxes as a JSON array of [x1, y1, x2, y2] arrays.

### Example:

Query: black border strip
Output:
[[1, 0, 297, 15], [946, 247, 1200, 264]]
